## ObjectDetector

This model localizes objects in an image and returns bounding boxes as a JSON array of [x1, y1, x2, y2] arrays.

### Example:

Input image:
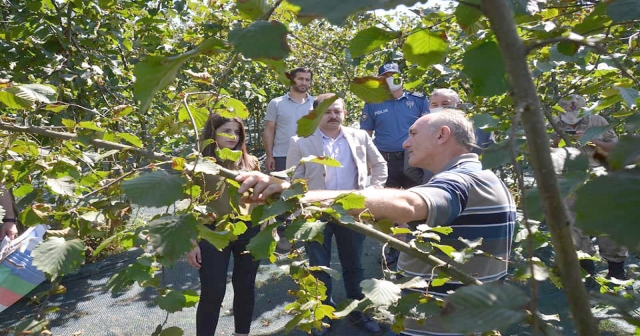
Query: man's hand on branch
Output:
[[236, 171, 291, 202]]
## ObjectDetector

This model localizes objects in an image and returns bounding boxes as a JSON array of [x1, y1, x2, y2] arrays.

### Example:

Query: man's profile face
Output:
[[403, 117, 437, 169], [318, 100, 345, 132], [291, 72, 312, 93], [429, 94, 457, 109]]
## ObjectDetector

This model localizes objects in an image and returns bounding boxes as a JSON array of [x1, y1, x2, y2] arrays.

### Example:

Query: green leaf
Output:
[[117, 132, 143, 148], [397, 276, 429, 289], [575, 3, 611, 35], [214, 96, 250, 119], [0, 90, 30, 109], [46, 176, 77, 196], [606, 0, 640, 23], [334, 192, 365, 210], [122, 171, 186, 207], [77, 121, 106, 132], [251, 199, 296, 223], [443, 283, 529, 333], [470, 113, 498, 129], [403, 30, 448, 68], [578, 124, 611, 144], [557, 40, 578, 56], [608, 135, 640, 170], [198, 224, 233, 250], [296, 94, 339, 137], [258, 59, 290, 86], [228, 21, 290, 60], [32, 237, 85, 280], [432, 243, 456, 257], [236, 0, 269, 21], [134, 56, 189, 114], [455, 1, 482, 30], [314, 301, 336, 320], [360, 278, 401, 306], [462, 41, 508, 97], [178, 105, 209, 129], [614, 86, 640, 108], [281, 181, 306, 200], [155, 289, 200, 313], [43, 103, 69, 113], [13, 318, 50, 335], [574, 170, 640, 248], [480, 139, 525, 169], [148, 214, 199, 263], [528, 147, 589, 216], [247, 222, 278, 260], [299, 155, 342, 167], [134, 38, 227, 113], [349, 76, 393, 104], [216, 147, 242, 162], [526, 172, 589, 221], [293, 220, 326, 242], [7, 84, 57, 105], [159, 326, 184, 336], [623, 113, 640, 132], [348, 27, 398, 57], [186, 157, 221, 175]]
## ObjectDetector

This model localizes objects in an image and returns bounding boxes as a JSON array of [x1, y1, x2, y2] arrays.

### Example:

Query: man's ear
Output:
[[437, 126, 452, 143]]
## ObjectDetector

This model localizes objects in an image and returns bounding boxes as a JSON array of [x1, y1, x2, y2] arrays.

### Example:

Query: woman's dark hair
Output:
[[201, 113, 257, 171]]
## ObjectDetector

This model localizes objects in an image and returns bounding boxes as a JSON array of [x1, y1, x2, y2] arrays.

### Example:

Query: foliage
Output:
[[0, 0, 639, 334]]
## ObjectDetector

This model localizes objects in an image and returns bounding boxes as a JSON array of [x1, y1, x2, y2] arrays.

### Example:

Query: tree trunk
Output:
[[480, 1, 599, 335]]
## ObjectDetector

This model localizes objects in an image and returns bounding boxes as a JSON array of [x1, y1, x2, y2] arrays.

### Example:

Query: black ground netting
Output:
[[0, 237, 635, 335]]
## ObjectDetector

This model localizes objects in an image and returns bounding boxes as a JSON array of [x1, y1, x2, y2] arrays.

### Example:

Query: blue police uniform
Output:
[[360, 91, 429, 189]]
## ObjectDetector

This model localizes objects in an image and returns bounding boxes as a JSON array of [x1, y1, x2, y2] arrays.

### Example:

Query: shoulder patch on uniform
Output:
[[411, 92, 425, 98], [361, 113, 368, 121]]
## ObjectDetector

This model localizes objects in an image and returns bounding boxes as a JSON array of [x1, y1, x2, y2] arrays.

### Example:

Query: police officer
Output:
[[360, 62, 429, 264]]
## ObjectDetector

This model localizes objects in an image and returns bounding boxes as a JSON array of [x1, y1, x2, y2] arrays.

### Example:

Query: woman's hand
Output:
[[187, 245, 202, 269]]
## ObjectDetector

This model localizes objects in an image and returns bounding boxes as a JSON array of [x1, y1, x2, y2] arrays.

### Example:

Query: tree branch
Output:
[[525, 37, 640, 87], [481, 0, 599, 335], [0, 121, 171, 161]]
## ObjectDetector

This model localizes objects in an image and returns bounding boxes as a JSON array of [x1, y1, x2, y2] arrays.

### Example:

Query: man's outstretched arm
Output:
[[237, 171, 427, 223]]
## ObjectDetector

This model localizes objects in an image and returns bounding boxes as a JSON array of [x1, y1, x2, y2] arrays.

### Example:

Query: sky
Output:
[[375, 0, 456, 15]]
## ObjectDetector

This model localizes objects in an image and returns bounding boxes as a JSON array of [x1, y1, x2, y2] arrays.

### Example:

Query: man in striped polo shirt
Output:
[[236, 110, 517, 336], [396, 110, 516, 335]]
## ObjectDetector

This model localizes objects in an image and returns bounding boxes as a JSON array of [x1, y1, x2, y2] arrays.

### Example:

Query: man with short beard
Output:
[[263, 67, 315, 173], [264, 67, 315, 251]]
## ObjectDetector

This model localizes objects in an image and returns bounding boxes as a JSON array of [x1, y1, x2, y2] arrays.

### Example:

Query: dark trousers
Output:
[[306, 220, 366, 306], [196, 227, 260, 335], [274, 156, 287, 171], [383, 153, 417, 189]]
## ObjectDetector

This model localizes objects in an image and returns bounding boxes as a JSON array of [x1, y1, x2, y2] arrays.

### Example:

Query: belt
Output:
[[380, 151, 404, 160]]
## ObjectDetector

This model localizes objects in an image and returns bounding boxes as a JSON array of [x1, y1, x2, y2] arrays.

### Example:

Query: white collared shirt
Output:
[[319, 129, 358, 190]]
